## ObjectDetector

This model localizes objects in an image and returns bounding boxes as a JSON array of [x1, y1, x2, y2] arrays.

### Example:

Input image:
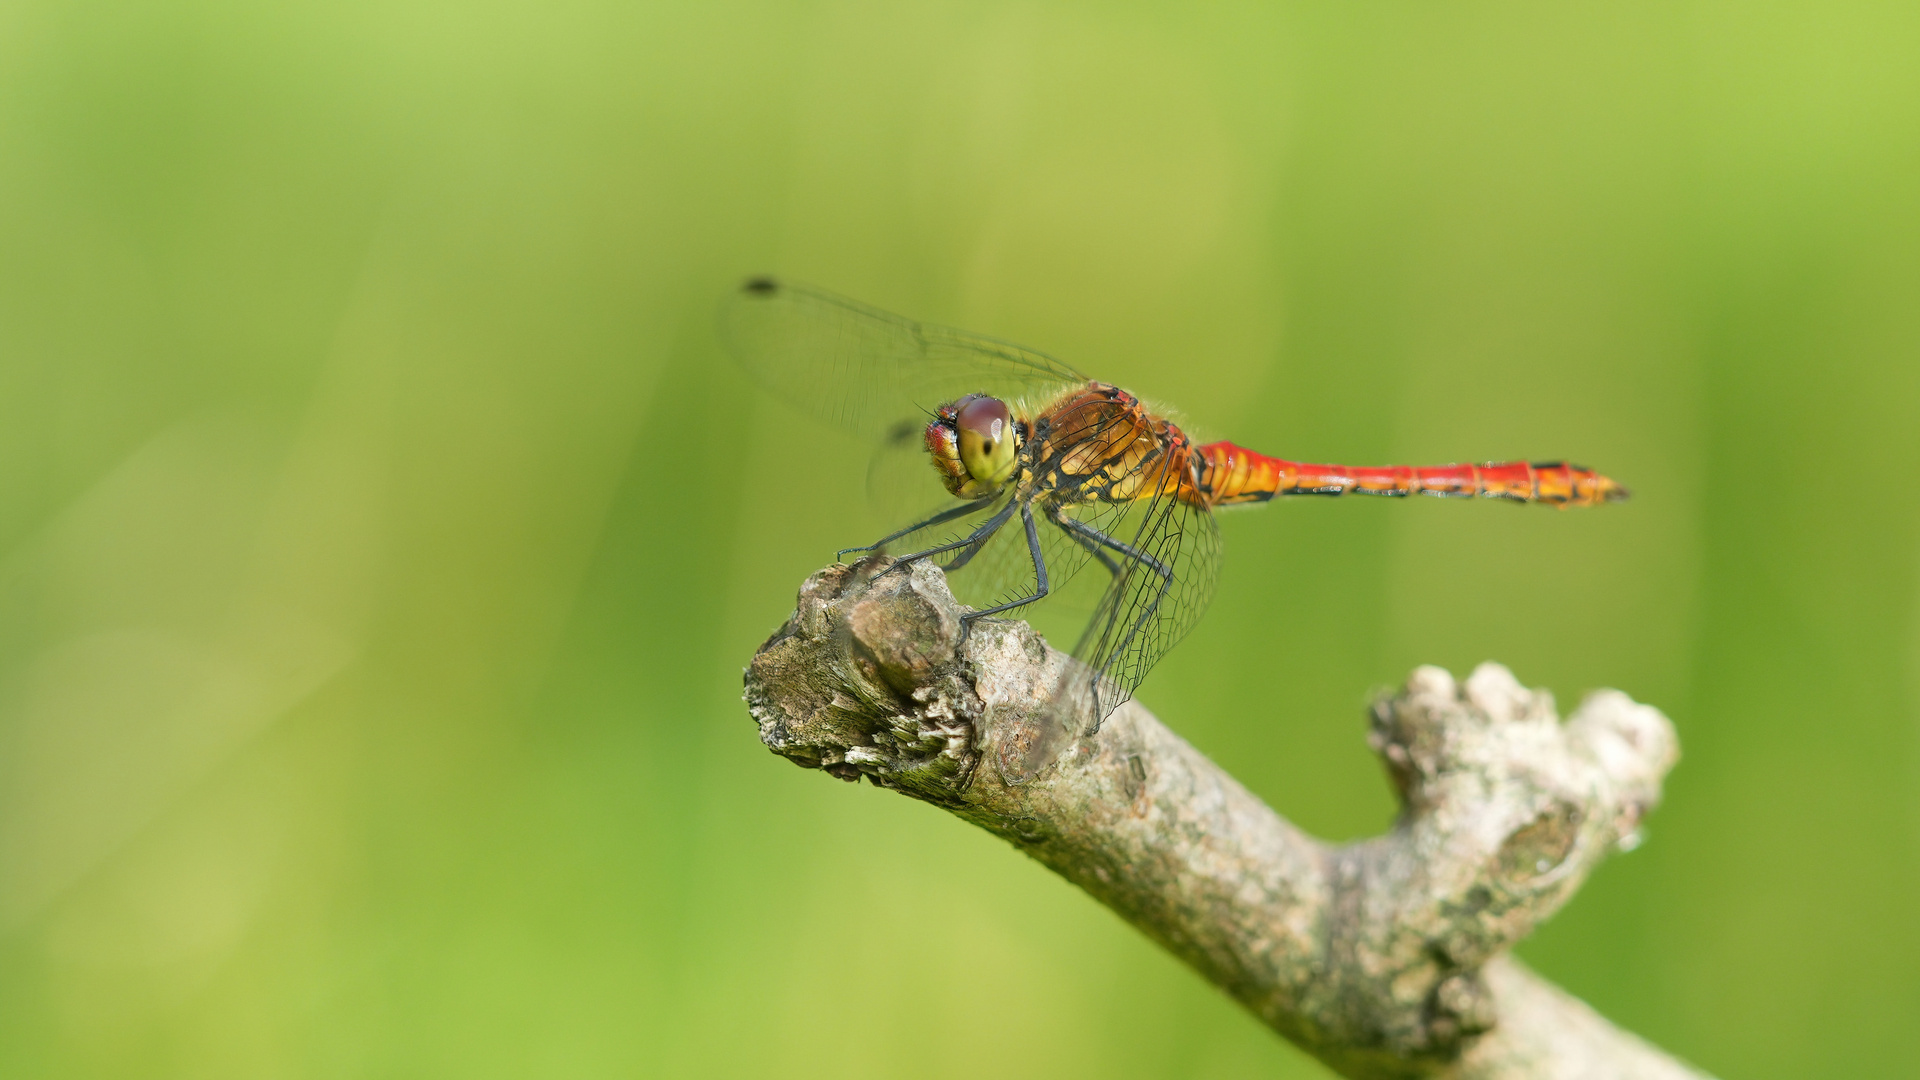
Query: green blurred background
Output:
[[1, 0, 1915, 1076]]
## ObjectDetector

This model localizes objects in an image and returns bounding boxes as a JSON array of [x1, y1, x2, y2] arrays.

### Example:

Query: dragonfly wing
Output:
[[1002, 486, 1222, 782], [721, 276, 1088, 443], [874, 488, 1106, 632]]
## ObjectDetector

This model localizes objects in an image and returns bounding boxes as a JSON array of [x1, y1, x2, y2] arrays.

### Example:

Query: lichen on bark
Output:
[[744, 557, 1710, 1080]]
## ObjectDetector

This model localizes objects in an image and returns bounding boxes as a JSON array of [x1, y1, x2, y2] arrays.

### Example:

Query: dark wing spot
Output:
[[742, 275, 779, 295]]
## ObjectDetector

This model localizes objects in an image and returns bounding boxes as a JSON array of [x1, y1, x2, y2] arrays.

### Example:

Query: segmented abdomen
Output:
[[1194, 442, 1628, 508]]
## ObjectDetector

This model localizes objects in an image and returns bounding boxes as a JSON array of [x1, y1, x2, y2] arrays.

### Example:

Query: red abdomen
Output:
[[1194, 442, 1628, 508]]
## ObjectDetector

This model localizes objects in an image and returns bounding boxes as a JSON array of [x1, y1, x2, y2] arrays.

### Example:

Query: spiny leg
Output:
[[1070, 518, 1177, 651], [939, 530, 995, 573], [1055, 513, 1178, 733], [960, 502, 1050, 622], [838, 499, 989, 561], [1043, 507, 1121, 724], [1047, 505, 1121, 577], [887, 495, 1018, 574], [1056, 515, 1174, 584], [940, 494, 1033, 573]]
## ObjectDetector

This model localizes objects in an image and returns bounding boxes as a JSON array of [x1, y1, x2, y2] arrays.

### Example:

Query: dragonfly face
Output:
[[926, 393, 1023, 499]]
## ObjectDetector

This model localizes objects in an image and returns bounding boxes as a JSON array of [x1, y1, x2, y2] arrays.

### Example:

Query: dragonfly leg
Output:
[[888, 495, 1018, 572], [1046, 506, 1122, 577], [1054, 516, 1174, 584], [838, 499, 989, 561], [959, 502, 1050, 623], [1053, 514, 1178, 735], [940, 495, 1028, 573]]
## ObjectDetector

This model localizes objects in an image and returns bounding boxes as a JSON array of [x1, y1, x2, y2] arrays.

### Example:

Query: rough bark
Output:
[[744, 558, 1708, 1080]]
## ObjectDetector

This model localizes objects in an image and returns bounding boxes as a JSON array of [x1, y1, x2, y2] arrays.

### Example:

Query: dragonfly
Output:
[[724, 276, 1626, 777]]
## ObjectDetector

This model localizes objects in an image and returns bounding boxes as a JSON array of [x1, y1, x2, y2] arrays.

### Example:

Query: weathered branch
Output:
[[745, 558, 1708, 1080]]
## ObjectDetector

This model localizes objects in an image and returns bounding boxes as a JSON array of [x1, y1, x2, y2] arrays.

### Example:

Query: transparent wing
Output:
[[876, 491, 1109, 636], [1068, 493, 1221, 715], [1002, 486, 1222, 782], [721, 276, 1088, 442]]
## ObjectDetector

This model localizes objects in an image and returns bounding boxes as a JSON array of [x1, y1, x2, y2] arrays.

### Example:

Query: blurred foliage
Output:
[[1, 0, 1916, 1077]]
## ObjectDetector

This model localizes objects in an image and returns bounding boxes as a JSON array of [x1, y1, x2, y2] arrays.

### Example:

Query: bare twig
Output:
[[744, 559, 1707, 1080]]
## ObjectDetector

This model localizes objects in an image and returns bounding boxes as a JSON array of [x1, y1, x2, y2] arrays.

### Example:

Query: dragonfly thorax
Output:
[[926, 393, 1022, 498]]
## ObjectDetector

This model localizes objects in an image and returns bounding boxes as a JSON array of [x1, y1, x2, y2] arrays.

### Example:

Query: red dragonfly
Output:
[[725, 277, 1625, 773]]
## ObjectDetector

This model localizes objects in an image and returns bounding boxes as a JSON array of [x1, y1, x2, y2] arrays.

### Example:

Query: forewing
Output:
[[721, 277, 1088, 442]]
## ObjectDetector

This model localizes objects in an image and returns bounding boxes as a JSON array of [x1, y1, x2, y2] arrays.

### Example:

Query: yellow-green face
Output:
[[956, 395, 1017, 485], [927, 394, 1020, 498]]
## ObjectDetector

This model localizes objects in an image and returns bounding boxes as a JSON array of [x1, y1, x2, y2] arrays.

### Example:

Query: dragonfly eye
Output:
[[954, 394, 1018, 488]]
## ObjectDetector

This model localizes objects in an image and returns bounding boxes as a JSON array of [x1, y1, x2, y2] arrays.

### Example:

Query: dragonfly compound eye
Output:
[[954, 394, 1017, 488]]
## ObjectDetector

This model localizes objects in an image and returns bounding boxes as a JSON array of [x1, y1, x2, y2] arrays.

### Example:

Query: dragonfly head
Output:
[[927, 394, 1020, 498]]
